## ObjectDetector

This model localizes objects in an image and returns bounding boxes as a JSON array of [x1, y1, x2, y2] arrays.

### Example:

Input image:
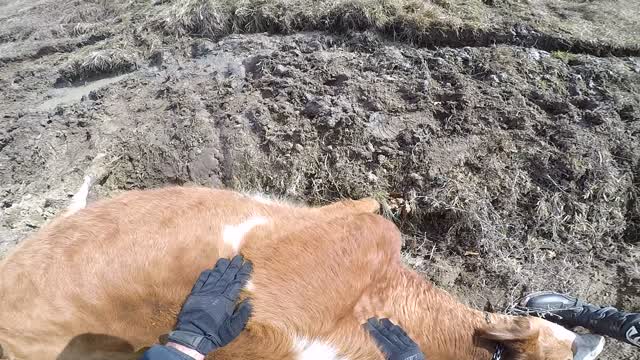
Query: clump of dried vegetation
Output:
[[153, 0, 451, 39], [145, 0, 640, 53], [410, 149, 631, 252], [58, 49, 138, 83]]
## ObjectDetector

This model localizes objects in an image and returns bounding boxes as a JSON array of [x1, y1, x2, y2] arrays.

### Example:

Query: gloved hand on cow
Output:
[[366, 318, 426, 360], [142, 255, 253, 360], [168, 255, 253, 355]]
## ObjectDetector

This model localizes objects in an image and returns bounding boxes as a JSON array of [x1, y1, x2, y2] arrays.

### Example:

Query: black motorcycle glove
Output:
[[365, 318, 426, 360], [168, 255, 253, 355]]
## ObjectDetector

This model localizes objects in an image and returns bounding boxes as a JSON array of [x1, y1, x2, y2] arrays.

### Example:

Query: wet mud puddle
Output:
[[37, 74, 128, 111]]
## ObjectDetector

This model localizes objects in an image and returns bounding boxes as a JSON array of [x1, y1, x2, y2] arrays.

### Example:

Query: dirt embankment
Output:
[[0, 0, 639, 358]]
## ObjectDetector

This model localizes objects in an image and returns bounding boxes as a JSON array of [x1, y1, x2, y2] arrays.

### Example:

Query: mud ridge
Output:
[[0, 33, 110, 66], [384, 23, 640, 58], [158, 12, 640, 58]]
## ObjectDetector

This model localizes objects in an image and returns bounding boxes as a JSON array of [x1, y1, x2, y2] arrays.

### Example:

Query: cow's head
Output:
[[479, 316, 604, 360]]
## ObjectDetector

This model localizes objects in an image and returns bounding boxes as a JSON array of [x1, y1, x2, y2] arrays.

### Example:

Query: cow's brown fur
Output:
[[0, 187, 575, 360]]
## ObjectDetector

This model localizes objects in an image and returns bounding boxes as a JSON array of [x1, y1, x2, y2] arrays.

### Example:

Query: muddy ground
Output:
[[1, 0, 639, 358]]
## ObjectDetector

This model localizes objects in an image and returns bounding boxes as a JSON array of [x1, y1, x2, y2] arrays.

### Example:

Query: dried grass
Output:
[[152, 0, 453, 39], [142, 0, 639, 51], [397, 141, 634, 291], [59, 49, 138, 83]]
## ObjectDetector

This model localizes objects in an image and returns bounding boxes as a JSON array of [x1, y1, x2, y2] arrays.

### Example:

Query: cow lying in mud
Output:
[[0, 186, 605, 360]]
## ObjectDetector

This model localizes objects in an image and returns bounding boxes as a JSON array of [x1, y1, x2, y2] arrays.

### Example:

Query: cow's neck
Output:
[[378, 268, 498, 360]]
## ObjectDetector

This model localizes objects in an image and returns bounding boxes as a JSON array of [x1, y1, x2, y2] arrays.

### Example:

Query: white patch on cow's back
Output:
[[293, 337, 348, 360], [222, 216, 268, 253], [246, 192, 298, 207], [251, 193, 276, 205], [244, 280, 255, 292]]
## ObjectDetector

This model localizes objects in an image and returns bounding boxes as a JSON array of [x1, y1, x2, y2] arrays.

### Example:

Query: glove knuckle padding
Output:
[[170, 256, 253, 354]]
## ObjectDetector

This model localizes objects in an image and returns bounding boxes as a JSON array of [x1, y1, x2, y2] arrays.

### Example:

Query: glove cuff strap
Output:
[[167, 330, 208, 355]]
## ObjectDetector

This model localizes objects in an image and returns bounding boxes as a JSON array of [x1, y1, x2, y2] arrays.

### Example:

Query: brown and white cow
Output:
[[0, 187, 604, 360]]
